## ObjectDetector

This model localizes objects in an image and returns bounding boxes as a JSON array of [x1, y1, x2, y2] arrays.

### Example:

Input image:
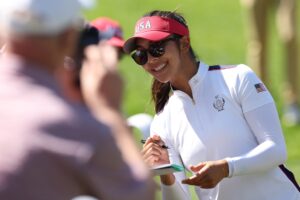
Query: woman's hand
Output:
[[141, 135, 170, 167], [181, 159, 229, 188], [141, 135, 176, 185]]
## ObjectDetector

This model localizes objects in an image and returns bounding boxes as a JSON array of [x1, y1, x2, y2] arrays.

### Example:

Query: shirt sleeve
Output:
[[236, 64, 274, 113], [226, 102, 287, 177], [151, 114, 191, 200], [161, 181, 191, 200]]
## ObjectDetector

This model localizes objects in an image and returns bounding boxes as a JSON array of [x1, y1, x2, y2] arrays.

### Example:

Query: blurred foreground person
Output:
[[59, 26, 156, 199], [124, 10, 300, 200], [0, 0, 154, 200]]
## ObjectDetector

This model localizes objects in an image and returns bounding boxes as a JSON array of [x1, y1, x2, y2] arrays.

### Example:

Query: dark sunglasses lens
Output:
[[149, 45, 165, 57], [132, 50, 147, 65]]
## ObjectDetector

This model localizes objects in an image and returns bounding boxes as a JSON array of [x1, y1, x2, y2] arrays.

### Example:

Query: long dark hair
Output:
[[144, 10, 198, 113]]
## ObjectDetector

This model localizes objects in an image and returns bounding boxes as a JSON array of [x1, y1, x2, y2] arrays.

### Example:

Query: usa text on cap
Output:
[[123, 16, 189, 53]]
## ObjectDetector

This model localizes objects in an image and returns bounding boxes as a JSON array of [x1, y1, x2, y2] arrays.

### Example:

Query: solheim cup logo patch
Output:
[[135, 20, 151, 33], [213, 95, 225, 112]]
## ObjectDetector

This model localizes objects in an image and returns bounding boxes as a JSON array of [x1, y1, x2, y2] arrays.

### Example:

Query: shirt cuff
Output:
[[225, 157, 234, 178]]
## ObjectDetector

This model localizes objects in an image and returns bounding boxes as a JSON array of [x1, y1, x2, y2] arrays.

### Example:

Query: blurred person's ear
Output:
[[55, 64, 83, 103], [57, 28, 80, 58]]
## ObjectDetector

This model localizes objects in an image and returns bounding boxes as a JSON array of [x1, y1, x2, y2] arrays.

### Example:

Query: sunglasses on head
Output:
[[131, 35, 180, 66]]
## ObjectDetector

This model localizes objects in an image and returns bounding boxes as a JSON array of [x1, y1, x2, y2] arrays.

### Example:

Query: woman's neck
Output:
[[170, 58, 199, 98]]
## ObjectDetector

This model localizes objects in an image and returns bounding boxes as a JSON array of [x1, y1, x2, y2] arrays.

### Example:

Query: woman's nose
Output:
[[147, 52, 159, 64]]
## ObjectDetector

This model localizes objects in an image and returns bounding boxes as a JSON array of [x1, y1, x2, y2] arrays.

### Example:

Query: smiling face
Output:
[[135, 37, 182, 83]]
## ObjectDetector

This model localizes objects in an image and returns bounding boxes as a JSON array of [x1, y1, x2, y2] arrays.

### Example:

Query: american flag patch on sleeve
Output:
[[254, 83, 266, 93]]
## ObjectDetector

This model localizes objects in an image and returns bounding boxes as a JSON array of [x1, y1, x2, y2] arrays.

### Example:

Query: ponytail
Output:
[[151, 79, 171, 113]]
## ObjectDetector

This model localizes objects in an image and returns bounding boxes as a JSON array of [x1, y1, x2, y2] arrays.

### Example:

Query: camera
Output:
[[74, 24, 100, 68], [67, 24, 100, 88]]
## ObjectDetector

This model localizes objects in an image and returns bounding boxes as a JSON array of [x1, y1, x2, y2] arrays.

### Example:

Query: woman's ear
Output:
[[180, 35, 190, 53]]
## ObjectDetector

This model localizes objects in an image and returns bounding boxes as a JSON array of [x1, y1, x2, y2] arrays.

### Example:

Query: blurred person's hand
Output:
[[80, 42, 123, 111], [98, 42, 120, 71]]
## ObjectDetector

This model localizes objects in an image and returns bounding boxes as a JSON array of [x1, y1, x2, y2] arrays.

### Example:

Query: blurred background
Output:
[[84, 0, 300, 198]]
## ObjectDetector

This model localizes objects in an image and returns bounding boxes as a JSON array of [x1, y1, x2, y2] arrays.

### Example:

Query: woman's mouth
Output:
[[153, 63, 166, 72]]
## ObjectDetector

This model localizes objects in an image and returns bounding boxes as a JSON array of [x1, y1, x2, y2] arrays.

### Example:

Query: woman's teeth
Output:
[[154, 64, 166, 72]]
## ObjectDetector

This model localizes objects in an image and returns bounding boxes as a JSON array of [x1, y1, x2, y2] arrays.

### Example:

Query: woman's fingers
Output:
[[182, 160, 228, 188], [141, 137, 170, 166], [144, 155, 161, 166], [190, 162, 206, 172], [142, 145, 162, 159]]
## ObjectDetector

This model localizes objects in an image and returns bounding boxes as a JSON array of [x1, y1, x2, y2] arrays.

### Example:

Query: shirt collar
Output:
[[171, 61, 209, 97], [188, 61, 209, 88]]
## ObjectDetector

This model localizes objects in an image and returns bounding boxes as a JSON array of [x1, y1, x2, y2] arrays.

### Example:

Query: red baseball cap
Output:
[[123, 16, 189, 53], [90, 17, 125, 48]]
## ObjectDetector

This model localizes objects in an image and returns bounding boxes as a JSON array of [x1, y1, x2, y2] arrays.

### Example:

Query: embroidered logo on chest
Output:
[[213, 95, 225, 112]]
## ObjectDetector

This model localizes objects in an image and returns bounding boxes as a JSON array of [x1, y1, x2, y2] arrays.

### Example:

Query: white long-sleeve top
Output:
[[151, 62, 300, 200]]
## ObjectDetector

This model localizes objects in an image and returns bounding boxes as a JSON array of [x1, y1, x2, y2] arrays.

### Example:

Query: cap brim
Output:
[[123, 31, 171, 53], [107, 37, 125, 48]]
